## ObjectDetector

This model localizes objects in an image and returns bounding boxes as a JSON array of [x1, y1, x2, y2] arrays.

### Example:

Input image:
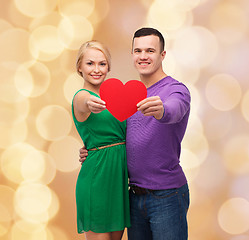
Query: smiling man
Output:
[[126, 28, 191, 240]]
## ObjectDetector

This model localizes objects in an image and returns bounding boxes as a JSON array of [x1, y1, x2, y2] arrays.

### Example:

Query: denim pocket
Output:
[[151, 189, 178, 199], [181, 190, 190, 213]]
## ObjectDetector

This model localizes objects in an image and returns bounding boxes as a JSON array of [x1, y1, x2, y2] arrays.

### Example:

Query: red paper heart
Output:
[[100, 78, 147, 122]]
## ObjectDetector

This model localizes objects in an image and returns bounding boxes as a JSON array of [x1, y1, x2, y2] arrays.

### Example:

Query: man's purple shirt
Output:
[[126, 76, 191, 190]]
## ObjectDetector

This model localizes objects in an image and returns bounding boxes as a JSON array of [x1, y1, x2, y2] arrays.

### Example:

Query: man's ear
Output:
[[161, 50, 166, 60]]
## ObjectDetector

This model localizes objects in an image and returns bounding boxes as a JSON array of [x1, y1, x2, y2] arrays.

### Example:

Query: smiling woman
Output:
[[71, 40, 130, 240]]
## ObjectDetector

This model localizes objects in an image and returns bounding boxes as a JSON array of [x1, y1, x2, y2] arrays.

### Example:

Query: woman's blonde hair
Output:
[[76, 40, 111, 77]]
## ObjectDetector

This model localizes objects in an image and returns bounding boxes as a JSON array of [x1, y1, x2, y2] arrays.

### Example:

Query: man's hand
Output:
[[87, 95, 106, 113], [137, 96, 164, 120], [79, 147, 88, 165]]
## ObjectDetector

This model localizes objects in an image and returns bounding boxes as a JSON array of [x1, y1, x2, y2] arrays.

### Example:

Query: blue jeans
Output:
[[128, 183, 189, 240]]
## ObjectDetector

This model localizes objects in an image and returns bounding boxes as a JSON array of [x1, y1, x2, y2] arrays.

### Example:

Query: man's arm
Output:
[[137, 84, 190, 123], [79, 147, 88, 165]]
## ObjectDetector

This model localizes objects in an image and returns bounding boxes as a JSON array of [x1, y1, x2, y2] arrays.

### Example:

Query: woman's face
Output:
[[79, 48, 109, 87]]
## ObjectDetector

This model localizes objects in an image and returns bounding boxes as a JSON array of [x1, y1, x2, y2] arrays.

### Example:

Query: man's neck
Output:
[[140, 72, 167, 88]]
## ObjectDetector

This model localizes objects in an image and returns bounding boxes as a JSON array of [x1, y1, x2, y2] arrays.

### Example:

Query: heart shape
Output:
[[100, 78, 147, 122]]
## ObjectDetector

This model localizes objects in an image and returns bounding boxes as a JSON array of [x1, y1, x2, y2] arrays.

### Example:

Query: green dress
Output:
[[72, 89, 130, 233]]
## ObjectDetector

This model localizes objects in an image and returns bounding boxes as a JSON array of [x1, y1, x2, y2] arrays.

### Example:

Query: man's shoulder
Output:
[[159, 76, 190, 93]]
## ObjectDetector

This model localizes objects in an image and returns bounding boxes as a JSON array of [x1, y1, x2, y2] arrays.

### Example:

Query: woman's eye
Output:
[[100, 63, 106, 66], [87, 62, 93, 65]]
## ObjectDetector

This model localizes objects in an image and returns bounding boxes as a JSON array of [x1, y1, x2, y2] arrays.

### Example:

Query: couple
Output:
[[72, 27, 191, 240]]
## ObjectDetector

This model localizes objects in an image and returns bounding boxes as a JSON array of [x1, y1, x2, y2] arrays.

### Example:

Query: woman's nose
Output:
[[93, 65, 100, 73]]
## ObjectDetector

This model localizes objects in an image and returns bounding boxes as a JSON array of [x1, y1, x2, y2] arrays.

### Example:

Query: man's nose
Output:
[[140, 51, 148, 59]]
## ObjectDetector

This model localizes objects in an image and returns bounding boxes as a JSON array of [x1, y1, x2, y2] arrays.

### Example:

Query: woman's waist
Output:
[[88, 141, 126, 151]]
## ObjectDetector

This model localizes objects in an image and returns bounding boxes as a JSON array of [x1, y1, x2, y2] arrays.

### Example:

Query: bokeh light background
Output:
[[0, 0, 249, 239]]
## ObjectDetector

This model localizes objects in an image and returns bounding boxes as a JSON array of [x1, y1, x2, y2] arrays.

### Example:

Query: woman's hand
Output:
[[86, 95, 106, 113]]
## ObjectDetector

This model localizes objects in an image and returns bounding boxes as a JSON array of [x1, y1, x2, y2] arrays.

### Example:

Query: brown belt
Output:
[[88, 142, 125, 151], [130, 185, 155, 195]]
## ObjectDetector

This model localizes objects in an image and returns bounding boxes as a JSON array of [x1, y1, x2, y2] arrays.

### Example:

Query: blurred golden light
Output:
[[0, 28, 33, 64], [185, 114, 204, 135], [172, 26, 218, 68], [183, 114, 205, 155], [10, 220, 47, 240], [171, 63, 200, 85], [14, 186, 59, 223], [241, 90, 249, 123], [163, 51, 201, 84], [46, 226, 69, 240], [203, 110, 232, 141], [15, 183, 52, 216], [181, 149, 202, 169], [209, 2, 247, 45], [29, 12, 62, 31], [222, 135, 249, 175], [0, 120, 27, 149], [188, 196, 215, 237], [218, 198, 249, 235], [14, 66, 33, 98], [182, 129, 209, 165], [163, 51, 177, 77], [63, 73, 83, 104], [0, 212, 9, 237], [180, 148, 200, 182], [187, 84, 200, 114], [0, 98, 30, 124], [6, 0, 31, 29], [0, 63, 28, 103], [14, 0, 57, 18], [58, 15, 94, 50], [230, 176, 249, 202], [36, 105, 72, 141], [48, 136, 82, 172], [58, 0, 95, 18], [194, 151, 227, 195], [0, 186, 15, 236], [173, 0, 201, 11], [46, 190, 60, 222], [181, 115, 206, 181], [0, 19, 13, 33], [148, 0, 188, 31], [14, 61, 51, 98], [230, 236, 249, 240], [149, 0, 201, 12], [20, 150, 45, 181], [88, 0, 110, 26], [0, 143, 36, 184], [29, 25, 65, 62], [206, 74, 242, 111], [37, 152, 57, 185]]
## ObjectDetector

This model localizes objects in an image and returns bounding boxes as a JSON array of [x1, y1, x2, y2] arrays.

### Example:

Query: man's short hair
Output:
[[132, 27, 165, 53]]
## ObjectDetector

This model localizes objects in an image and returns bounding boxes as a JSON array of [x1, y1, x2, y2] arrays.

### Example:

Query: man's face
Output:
[[132, 35, 165, 77]]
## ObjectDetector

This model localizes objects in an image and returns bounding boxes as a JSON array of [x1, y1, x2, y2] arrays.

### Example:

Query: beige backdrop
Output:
[[1, 0, 249, 239]]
